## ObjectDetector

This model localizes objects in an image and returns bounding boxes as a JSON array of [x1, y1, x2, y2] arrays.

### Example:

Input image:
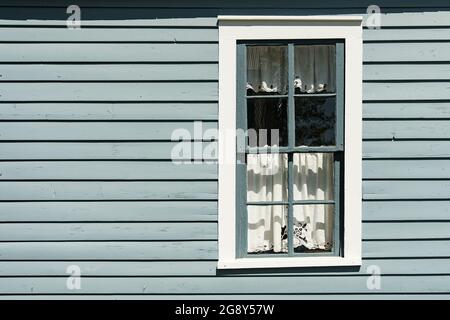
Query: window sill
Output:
[[218, 256, 361, 269]]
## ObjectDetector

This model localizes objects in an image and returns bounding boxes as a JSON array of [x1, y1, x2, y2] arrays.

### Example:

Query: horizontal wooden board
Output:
[[0, 142, 218, 160], [6, 121, 447, 141], [0, 222, 443, 241], [0, 241, 218, 260], [0, 28, 217, 42], [0, 33, 448, 66], [0, 17, 219, 27], [0, 261, 218, 276], [363, 82, 450, 101], [370, 12, 450, 27], [1, 259, 450, 276], [0, 161, 217, 180], [363, 201, 450, 221], [2, 41, 446, 65], [0, 103, 218, 120], [0, 275, 449, 294], [4, 159, 450, 180], [0, 82, 218, 101], [4, 202, 443, 223], [1, 200, 448, 223], [0, 181, 217, 200], [363, 102, 450, 119], [364, 29, 450, 41], [363, 141, 450, 159], [363, 181, 450, 200], [0, 122, 218, 141], [5, 82, 449, 102], [363, 120, 450, 139], [363, 222, 450, 240], [1, 199, 447, 224], [0, 240, 445, 260], [2, 141, 448, 160], [364, 240, 450, 258], [264, 254, 450, 275], [0, 201, 217, 222], [0, 64, 218, 81], [7, 179, 448, 202], [0, 223, 217, 241], [364, 43, 450, 62], [1, 64, 449, 85], [363, 160, 450, 179], [364, 65, 450, 81], [0, 8, 222, 25], [0, 43, 217, 62]]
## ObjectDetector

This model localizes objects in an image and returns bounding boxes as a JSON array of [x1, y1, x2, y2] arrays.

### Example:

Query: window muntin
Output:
[[237, 40, 344, 258]]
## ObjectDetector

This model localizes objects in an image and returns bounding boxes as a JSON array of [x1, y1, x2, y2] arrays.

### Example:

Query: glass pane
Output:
[[248, 205, 288, 254], [248, 98, 288, 147], [247, 153, 288, 202], [293, 205, 334, 253], [247, 45, 288, 95], [293, 153, 334, 201], [294, 45, 336, 94], [295, 97, 336, 146]]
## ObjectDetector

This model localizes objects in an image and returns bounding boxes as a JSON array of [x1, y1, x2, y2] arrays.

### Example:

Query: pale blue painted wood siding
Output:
[[0, 1, 450, 298]]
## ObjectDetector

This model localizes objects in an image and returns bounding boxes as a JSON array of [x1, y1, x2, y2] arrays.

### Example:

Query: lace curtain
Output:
[[292, 153, 334, 251], [247, 153, 334, 253], [294, 45, 336, 93], [247, 46, 288, 94], [247, 154, 288, 253], [247, 45, 335, 94]]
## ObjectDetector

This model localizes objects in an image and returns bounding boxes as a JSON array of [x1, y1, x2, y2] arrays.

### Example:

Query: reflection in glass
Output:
[[248, 205, 288, 254], [295, 97, 336, 146], [247, 46, 288, 95], [293, 205, 334, 253], [293, 153, 334, 201], [248, 98, 288, 147], [294, 45, 336, 93]]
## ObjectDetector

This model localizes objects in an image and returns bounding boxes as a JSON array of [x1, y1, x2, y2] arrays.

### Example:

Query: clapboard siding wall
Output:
[[0, 1, 450, 298]]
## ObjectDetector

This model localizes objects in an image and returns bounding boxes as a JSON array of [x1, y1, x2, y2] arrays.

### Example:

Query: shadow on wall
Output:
[[0, 0, 448, 22], [216, 265, 361, 276]]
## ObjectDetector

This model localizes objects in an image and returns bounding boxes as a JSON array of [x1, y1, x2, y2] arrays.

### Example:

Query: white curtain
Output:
[[247, 153, 288, 253], [247, 153, 333, 253], [247, 46, 288, 94], [246, 45, 335, 94], [292, 153, 334, 251], [294, 45, 336, 93]]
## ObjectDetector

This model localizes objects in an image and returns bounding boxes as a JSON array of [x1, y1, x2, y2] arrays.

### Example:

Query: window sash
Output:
[[236, 40, 345, 258]]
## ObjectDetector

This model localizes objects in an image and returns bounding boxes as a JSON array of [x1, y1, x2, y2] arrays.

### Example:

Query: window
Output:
[[237, 40, 343, 259], [218, 16, 362, 269]]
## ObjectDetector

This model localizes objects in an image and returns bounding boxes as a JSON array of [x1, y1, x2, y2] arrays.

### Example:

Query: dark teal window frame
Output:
[[236, 39, 345, 259]]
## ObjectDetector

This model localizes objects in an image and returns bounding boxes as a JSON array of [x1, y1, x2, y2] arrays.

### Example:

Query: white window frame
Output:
[[218, 15, 363, 269]]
